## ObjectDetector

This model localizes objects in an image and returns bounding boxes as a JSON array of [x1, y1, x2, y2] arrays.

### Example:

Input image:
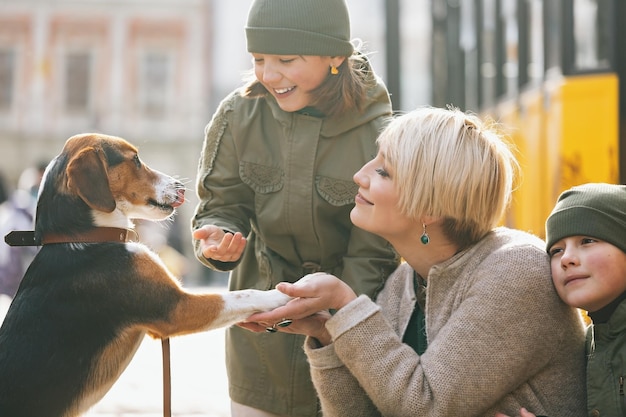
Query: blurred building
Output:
[[0, 0, 212, 184]]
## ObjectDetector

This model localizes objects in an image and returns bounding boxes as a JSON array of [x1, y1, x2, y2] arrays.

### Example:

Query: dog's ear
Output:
[[66, 147, 116, 213]]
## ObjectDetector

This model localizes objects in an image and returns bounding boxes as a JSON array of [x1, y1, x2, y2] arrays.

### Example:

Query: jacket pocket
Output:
[[315, 175, 358, 206], [240, 161, 283, 193]]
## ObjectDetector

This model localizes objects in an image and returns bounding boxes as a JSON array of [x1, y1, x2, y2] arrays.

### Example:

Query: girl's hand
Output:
[[193, 225, 246, 262]]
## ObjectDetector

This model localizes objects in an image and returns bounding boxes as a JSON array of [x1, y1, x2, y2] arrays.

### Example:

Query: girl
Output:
[[192, 1, 399, 415]]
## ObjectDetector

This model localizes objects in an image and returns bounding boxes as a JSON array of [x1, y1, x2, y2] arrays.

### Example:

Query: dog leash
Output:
[[162, 338, 172, 417]]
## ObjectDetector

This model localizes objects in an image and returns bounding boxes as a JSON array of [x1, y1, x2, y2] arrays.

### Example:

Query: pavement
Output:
[[1, 286, 232, 417]]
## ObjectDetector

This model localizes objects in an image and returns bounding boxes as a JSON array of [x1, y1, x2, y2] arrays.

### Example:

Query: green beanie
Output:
[[245, 0, 354, 56], [545, 183, 626, 253]]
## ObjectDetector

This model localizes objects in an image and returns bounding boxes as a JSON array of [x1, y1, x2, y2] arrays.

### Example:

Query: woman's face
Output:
[[252, 54, 331, 112], [351, 151, 415, 241]]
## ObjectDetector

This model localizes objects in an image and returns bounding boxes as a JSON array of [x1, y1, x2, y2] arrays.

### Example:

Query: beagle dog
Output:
[[0, 133, 291, 417]]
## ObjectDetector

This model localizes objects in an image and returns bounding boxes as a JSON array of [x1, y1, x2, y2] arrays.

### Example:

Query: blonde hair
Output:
[[378, 106, 519, 248]]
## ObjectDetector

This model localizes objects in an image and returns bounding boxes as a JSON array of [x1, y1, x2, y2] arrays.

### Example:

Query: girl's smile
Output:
[[253, 54, 334, 112]]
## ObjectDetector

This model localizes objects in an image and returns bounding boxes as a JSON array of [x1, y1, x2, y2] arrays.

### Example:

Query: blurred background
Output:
[[0, 1, 624, 415], [0, 0, 624, 286], [0, 0, 431, 286]]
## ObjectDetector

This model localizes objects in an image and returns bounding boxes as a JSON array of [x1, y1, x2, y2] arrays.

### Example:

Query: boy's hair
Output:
[[241, 52, 376, 116], [545, 183, 626, 253]]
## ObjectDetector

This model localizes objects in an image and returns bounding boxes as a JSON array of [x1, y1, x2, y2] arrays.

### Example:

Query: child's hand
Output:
[[193, 225, 246, 262]]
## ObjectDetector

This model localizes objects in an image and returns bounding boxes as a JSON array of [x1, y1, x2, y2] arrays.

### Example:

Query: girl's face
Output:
[[252, 54, 331, 112], [549, 236, 626, 312], [351, 151, 415, 242]]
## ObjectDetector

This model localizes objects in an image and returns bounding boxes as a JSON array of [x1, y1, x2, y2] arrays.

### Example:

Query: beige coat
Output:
[[192, 68, 399, 416], [305, 227, 587, 417]]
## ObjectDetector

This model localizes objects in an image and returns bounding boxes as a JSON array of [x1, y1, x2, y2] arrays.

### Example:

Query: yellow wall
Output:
[[499, 73, 619, 239]]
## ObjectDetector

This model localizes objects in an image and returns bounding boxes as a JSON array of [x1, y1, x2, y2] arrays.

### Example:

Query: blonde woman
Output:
[[245, 107, 586, 417]]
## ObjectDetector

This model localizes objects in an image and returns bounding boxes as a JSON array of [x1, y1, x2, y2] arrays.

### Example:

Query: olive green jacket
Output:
[[586, 300, 626, 417], [192, 71, 399, 416]]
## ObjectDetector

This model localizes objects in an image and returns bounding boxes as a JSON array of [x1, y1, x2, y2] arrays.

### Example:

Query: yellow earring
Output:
[[330, 65, 339, 75]]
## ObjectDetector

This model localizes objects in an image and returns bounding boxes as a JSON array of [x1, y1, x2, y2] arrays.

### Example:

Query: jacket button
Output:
[[302, 261, 322, 274]]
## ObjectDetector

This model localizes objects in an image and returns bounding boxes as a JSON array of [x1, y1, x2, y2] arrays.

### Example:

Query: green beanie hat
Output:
[[245, 0, 354, 56], [545, 183, 626, 253]]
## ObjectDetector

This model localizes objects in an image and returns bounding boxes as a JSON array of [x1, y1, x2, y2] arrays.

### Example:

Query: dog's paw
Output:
[[210, 288, 293, 330], [262, 289, 293, 310]]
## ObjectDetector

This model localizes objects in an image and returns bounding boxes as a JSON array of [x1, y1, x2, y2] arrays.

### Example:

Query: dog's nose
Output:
[[172, 188, 185, 208]]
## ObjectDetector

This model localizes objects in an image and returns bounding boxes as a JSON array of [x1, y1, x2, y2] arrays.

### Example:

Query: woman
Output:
[[245, 107, 587, 416], [191, 0, 398, 416]]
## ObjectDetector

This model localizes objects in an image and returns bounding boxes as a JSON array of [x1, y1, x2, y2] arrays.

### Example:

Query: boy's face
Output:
[[549, 236, 626, 312]]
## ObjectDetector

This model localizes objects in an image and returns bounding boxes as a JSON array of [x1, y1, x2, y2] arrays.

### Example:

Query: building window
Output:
[[140, 51, 171, 118], [0, 49, 15, 110], [65, 51, 91, 112], [501, 0, 519, 97], [526, 0, 544, 83], [572, 0, 612, 71]]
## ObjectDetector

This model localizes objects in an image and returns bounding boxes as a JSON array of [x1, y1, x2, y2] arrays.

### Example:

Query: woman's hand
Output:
[[239, 310, 334, 345], [193, 225, 246, 262], [252, 273, 357, 321], [240, 273, 358, 345], [495, 408, 537, 417]]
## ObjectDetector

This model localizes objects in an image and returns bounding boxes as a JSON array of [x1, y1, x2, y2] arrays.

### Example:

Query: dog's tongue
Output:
[[172, 189, 185, 208]]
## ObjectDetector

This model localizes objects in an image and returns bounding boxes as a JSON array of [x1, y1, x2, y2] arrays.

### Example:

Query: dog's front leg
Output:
[[214, 288, 293, 329], [147, 289, 292, 338]]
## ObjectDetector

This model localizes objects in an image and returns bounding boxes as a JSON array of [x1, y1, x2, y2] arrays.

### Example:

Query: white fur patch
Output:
[[209, 289, 292, 330]]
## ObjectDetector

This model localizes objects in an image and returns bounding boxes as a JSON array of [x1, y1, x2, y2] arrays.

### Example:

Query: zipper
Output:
[[619, 376, 626, 416]]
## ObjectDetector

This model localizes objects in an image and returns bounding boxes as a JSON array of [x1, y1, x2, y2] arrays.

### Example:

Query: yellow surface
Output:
[[494, 73, 619, 238]]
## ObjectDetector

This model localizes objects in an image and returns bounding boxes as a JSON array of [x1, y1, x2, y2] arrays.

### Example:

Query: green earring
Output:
[[420, 224, 430, 245]]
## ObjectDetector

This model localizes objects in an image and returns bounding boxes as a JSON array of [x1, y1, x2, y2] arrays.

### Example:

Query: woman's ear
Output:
[[420, 215, 439, 227]]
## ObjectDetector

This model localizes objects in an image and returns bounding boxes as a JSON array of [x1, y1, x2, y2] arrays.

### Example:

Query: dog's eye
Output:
[[133, 155, 141, 169]]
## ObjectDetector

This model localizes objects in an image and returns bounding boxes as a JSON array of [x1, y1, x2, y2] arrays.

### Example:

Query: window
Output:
[[480, 0, 498, 107], [526, 0, 544, 83], [139, 51, 172, 117], [544, 0, 563, 73], [571, 0, 612, 72], [0, 49, 15, 110], [65, 51, 91, 112], [500, 0, 519, 96]]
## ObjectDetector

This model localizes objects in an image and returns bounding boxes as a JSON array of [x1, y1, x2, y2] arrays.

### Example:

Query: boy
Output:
[[499, 182, 626, 417]]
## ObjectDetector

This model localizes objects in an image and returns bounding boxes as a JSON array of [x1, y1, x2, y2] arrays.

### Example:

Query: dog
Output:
[[0, 133, 291, 417]]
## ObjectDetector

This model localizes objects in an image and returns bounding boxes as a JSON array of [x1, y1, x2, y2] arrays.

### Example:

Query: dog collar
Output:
[[4, 227, 138, 246]]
